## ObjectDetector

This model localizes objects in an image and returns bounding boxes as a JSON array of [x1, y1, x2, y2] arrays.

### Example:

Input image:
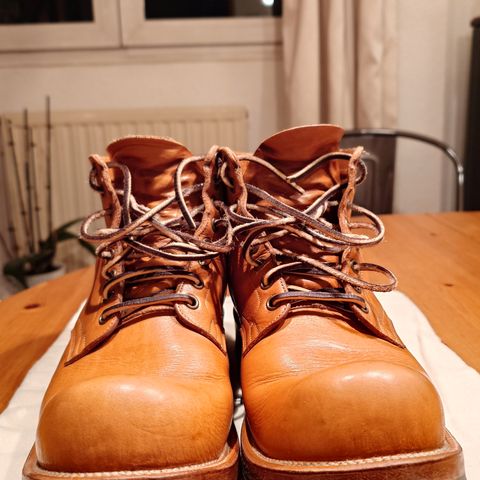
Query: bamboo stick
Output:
[[23, 109, 35, 253], [29, 126, 42, 249], [0, 232, 13, 260], [46, 96, 53, 239], [6, 119, 31, 255], [0, 117, 18, 258]]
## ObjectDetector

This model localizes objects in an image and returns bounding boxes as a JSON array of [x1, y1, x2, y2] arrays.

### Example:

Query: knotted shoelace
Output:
[[219, 146, 397, 313], [80, 148, 232, 324]]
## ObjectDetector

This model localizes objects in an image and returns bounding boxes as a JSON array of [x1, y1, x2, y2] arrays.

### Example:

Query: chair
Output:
[[340, 129, 464, 213]]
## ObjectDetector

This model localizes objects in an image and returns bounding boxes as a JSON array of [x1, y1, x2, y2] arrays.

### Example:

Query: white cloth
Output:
[[1, 292, 478, 479]]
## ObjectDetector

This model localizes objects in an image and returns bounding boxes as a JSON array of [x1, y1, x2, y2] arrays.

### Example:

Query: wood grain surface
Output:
[[366, 211, 480, 371], [0, 267, 93, 413], [0, 212, 478, 414]]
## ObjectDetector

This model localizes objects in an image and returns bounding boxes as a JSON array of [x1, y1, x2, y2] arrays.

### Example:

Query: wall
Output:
[[1, 0, 479, 213], [395, 0, 480, 212], [1, 1, 479, 297], [0, 46, 285, 151], [0, 45, 285, 295]]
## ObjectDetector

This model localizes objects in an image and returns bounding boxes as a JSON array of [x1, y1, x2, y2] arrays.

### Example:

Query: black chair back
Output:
[[341, 129, 463, 213]]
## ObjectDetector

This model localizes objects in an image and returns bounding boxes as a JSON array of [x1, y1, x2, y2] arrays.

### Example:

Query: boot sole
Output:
[[22, 426, 239, 480], [241, 423, 465, 480]]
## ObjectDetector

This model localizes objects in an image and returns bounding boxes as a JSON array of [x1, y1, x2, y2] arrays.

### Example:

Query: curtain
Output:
[[282, 0, 397, 129]]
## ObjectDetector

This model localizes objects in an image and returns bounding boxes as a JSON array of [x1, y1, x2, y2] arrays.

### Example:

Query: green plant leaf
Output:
[[43, 217, 84, 246], [56, 218, 85, 232], [3, 257, 29, 288], [3, 217, 94, 286]]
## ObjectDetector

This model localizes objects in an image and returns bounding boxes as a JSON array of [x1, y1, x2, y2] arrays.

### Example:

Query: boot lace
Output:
[[220, 146, 397, 314], [80, 149, 232, 325]]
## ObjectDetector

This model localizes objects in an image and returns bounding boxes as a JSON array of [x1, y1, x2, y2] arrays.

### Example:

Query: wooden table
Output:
[[0, 211, 479, 414], [367, 211, 480, 371], [0, 267, 93, 413]]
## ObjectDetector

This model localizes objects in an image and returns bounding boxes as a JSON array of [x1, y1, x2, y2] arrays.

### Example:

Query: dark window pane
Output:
[[145, 0, 282, 19], [0, 0, 93, 24]]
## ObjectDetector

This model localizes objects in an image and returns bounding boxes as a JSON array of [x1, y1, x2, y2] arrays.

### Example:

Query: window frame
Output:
[[119, 0, 281, 48], [0, 0, 120, 52]]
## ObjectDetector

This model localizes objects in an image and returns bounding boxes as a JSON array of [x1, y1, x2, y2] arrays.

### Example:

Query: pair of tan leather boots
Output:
[[23, 125, 464, 480]]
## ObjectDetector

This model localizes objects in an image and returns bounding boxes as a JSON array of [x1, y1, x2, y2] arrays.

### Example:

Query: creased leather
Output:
[[64, 259, 120, 365], [232, 125, 403, 348], [230, 125, 448, 463], [65, 137, 227, 363], [228, 248, 290, 355], [34, 136, 234, 473]]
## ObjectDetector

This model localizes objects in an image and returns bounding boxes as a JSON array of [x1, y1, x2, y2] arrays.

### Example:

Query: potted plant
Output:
[[0, 98, 94, 290], [2, 218, 94, 288]]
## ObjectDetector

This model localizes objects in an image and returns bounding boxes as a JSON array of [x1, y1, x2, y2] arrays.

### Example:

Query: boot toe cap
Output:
[[36, 375, 232, 472], [246, 361, 445, 461]]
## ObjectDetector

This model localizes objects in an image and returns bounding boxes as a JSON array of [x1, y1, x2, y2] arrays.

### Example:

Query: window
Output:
[[144, 0, 282, 19], [0, 0, 119, 51], [0, 0, 281, 52], [0, 0, 94, 24], [120, 0, 281, 47]]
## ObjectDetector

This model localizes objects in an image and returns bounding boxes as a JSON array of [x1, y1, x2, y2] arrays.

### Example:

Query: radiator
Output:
[[0, 106, 248, 272]]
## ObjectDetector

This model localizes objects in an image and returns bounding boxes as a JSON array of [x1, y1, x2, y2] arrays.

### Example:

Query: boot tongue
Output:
[[103, 136, 199, 300], [250, 125, 351, 292], [106, 136, 196, 210], [255, 124, 344, 164], [251, 125, 348, 209]]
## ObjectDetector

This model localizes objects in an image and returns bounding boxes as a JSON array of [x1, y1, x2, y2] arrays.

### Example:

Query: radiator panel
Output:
[[0, 106, 248, 272]]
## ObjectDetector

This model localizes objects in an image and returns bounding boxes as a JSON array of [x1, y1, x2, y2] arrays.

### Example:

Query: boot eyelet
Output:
[[260, 278, 271, 290], [211, 219, 223, 232], [266, 297, 278, 311], [360, 303, 370, 314], [104, 286, 118, 300], [350, 260, 359, 272], [186, 295, 200, 309], [98, 314, 107, 325], [353, 286, 362, 293], [198, 260, 210, 270]]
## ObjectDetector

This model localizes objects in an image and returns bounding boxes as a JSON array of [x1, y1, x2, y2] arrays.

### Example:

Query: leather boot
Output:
[[223, 125, 464, 479], [23, 137, 239, 479]]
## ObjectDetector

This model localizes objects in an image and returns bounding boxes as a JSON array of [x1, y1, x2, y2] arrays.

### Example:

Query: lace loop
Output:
[[221, 148, 397, 313], [81, 154, 231, 326]]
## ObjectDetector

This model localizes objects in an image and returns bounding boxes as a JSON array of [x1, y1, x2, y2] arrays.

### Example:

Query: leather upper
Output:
[[228, 125, 446, 462], [35, 137, 233, 472], [32, 127, 449, 471]]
